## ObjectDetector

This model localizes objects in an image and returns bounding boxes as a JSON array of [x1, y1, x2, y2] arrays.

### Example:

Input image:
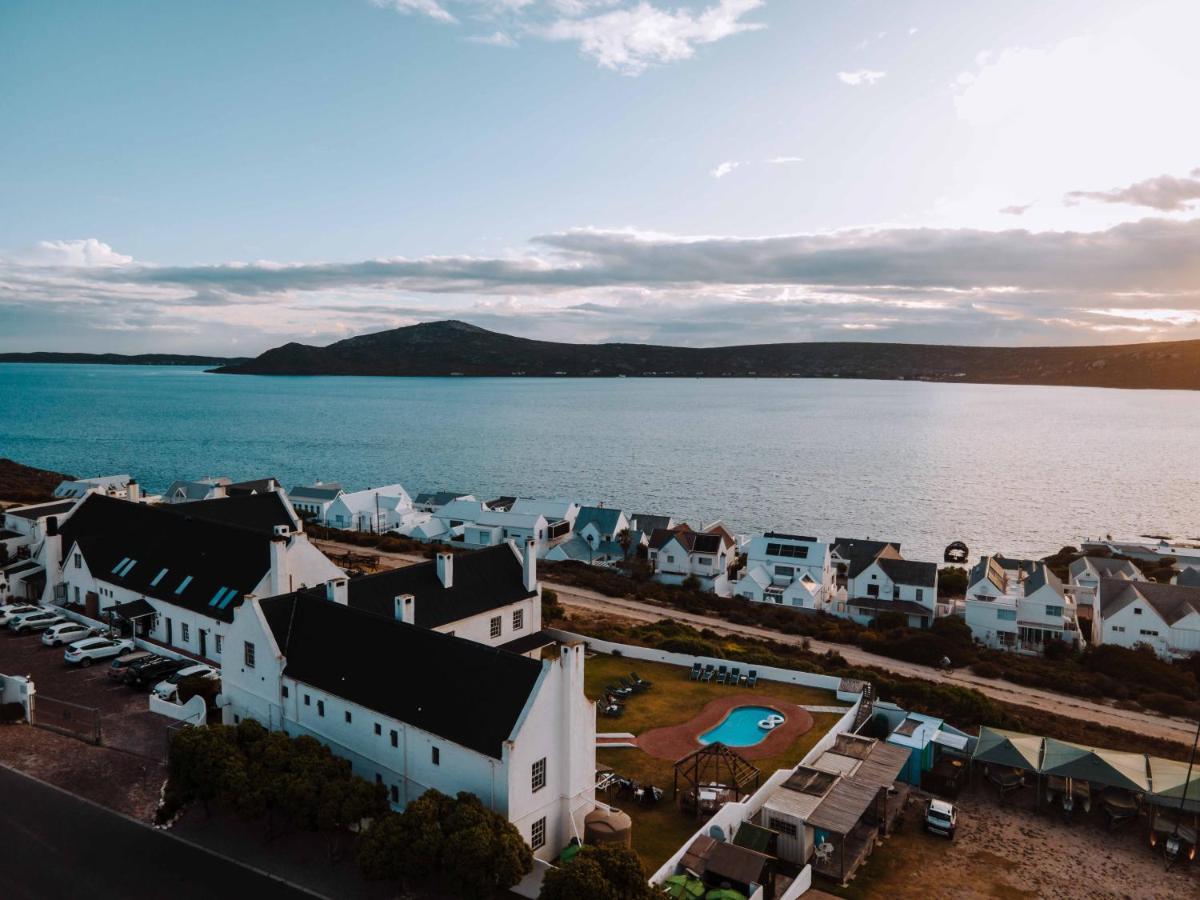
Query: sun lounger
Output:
[[690, 662, 702, 681], [747, 669, 758, 688], [728, 667, 740, 685], [701, 664, 715, 682], [620, 676, 646, 693], [607, 683, 633, 697], [630, 671, 652, 689], [716, 665, 728, 685]]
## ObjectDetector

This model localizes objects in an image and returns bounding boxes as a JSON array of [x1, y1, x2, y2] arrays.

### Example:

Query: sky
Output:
[[2, 0, 1200, 354]]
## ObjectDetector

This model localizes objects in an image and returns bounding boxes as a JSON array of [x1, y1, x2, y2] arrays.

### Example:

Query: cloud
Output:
[[999, 203, 1033, 216], [371, 0, 458, 24], [20, 239, 135, 268], [765, 156, 804, 165], [1065, 168, 1200, 212], [710, 160, 742, 178], [467, 30, 518, 46], [837, 69, 886, 86]]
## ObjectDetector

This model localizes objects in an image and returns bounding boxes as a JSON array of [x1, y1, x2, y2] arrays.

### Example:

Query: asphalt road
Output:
[[0, 766, 321, 900]]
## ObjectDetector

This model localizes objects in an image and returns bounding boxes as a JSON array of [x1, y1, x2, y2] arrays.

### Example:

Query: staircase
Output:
[[851, 681, 875, 733]]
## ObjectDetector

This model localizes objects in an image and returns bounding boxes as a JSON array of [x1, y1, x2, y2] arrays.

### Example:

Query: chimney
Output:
[[522, 539, 538, 593], [41, 516, 63, 605], [127, 480, 140, 502], [325, 577, 348, 605], [268, 531, 291, 597], [436, 552, 453, 589], [394, 593, 416, 625]]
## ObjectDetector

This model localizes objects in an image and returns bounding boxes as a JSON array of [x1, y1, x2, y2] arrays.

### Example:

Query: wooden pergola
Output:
[[673, 742, 761, 818]]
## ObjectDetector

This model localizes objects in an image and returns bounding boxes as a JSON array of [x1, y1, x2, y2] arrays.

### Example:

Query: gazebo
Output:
[[673, 743, 761, 818]]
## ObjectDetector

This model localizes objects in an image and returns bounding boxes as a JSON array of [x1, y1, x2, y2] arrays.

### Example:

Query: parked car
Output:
[[0, 604, 40, 626], [125, 655, 190, 688], [63, 636, 134, 667], [9, 610, 66, 634], [107, 650, 156, 681], [152, 664, 219, 701], [924, 799, 958, 838], [42, 621, 99, 647]]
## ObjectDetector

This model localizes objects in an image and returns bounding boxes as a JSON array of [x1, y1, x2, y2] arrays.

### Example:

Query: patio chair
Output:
[[701, 664, 715, 682], [620, 676, 646, 693], [728, 667, 741, 685], [601, 702, 623, 718], [630, 671, 653, 689], [747, 669, 758, 688], [716, 666, 728, 685], [690, 662, 703, 681], [607, 683, 633, 698]]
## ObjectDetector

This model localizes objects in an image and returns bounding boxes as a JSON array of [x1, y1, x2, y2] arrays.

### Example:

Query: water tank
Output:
[[584, 807, 632, 848]]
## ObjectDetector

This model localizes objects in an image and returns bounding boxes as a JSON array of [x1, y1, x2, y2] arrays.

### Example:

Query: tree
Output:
[[167, 724, 247, 816], [617, 528, 632, 560], [872, 611, 908, 632], [937, 566, 968, 598], [539, 845, 652, 900], [441, 792, 531, 899], [929, 614, 973, 646]]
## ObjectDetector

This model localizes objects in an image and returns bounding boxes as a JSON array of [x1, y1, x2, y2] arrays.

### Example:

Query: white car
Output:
[[64, 636, 135, 667], [8, 610, 66, 633], [924, 799, 958, 838], [42, 621, 99, 647], [152, 664, 219, 701], [0, 604, 40, 626]]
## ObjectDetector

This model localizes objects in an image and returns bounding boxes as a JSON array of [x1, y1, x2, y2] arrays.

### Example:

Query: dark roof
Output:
[[1177, 568, 1200, 588], [8, 500, 77, 520], [1100, 578, 1200, 625], [108, 598, 156, 620], [630, 514, 672, 533], [876, 557, 938, 588], [846, 596, 934, 619], [832, 538, 900, 578], [574, 506, 624, 536], [498, 630, 556, 655], [808, 776, 881, 834], [261, 590, 542, 758], [58, 494, 276, 624], [162, 492, 297, 536], [288, 483, 343, 501], [347, 544, 535, 629], [2, 559, 40, 576], [226, 478, 280, 497], [649, 525, 728, 555], [766, 531, 819, 542], [415, 491, 470, 507], [0, 528, 20, 539], [703, 840, 769, 887]]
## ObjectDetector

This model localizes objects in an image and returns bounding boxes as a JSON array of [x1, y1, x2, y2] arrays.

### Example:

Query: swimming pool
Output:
[[698, 706, 785, 747]]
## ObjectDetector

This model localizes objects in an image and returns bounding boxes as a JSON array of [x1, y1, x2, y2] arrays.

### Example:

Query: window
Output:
[[1140, 629, 1160, 637], [73, 586, 80, 604], [244, 641, 256, 668], [892, 586, 901, 600], [490, 616, 502, 639], [431, 746, 440, 766], [181, 623, 190, 643], [1133, 607, 1143, 615], [374, 722, 382, 736], [281, 685, 289, 699], [531, 817, 546, 850], [765, 542, 809, 559], [317, 700, 325, 717], [345, 710, 352, 724], [696, 556, 712, 566], [375, 773, 382, 785], [513, 609, 524, 631], [997, 608, 1016, 621], [666, 555, 675, 564], [532, 757, 546, 792], [391, 729, 398, 748], [768, 817, 798, 837], [916, 589, 924, 603], [74, 554, 81, 569], [215, 635, 223, 654], [150, 568, 167, 587], [390, 785, 399, 803], [1045, 605, 1063, 618], [773, 565, 795, 578], [1113, 625, 1126, 633], [304, 694, 311, 706], [866, 584, 879, 598]]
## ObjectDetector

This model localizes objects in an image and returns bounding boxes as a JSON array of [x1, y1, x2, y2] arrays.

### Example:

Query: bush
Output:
[[539, 844, 653, 900], [970, 661, 1003, 679], [1139, 692, 1200, 718], [681, 575, 701, 592], [937, 566, 968, 598]]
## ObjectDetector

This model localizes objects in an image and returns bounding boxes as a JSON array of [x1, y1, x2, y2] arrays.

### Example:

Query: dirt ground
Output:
[[836, 784, 1200, 900]]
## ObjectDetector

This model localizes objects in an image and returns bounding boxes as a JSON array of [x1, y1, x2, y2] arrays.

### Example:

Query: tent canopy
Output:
[[1148, 757, 1200, 811], [972, 727, 1042, 771], [1041, 739, 1150, 792]]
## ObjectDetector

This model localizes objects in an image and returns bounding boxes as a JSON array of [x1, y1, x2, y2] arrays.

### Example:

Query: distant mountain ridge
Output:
[[1, 352, 242, 366], [210, 320, 1200, 390]]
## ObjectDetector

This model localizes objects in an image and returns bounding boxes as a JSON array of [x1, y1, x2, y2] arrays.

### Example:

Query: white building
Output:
[[462, 510, 551, 555], [409, 499, 490, 544], [287, 482, 346, 523], [544, 507, 631, 565], [413, 491, 476, 513], [1094, 579, 1200, 659], [1068, 556, 1145, 610], [53, 474, 135, 500], [842, 556, 939, 628], [40, 491, 342, 666], [648, 524, 736, 596], [219, 585, 597, 866], [163, 476, 231, 504], [733, 532, 834, 611], [0, 498, 80, 596], [325, 483, 427, 534], [964, 556, 1082, 654]]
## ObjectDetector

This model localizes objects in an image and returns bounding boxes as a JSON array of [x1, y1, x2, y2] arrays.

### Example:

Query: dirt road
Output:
[[312, 538, 1197, 747]]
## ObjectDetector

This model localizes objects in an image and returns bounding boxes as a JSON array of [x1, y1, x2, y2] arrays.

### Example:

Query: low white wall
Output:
[[149, 693, 207, 725], [544, 628, 850, 695], [511, 857, 553, 898], [779, 866, 813, 900], [0, 672, 35, 722]]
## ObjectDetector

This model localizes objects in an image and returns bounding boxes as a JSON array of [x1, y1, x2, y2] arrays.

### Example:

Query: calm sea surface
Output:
[[2, 363, 1198, 561]]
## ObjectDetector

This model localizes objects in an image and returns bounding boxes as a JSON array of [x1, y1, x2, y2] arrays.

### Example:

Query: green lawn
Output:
[[584, 653, 848, 872]]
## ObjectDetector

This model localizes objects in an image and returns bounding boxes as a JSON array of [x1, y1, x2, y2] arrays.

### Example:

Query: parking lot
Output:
[[0, 626, 175, 760]]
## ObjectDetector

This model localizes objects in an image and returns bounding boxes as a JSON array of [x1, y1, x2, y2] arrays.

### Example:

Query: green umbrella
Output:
[[558, 843, 582, 864], [663, 875, 706, 898]]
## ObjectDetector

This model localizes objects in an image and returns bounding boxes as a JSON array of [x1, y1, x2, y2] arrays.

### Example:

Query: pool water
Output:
[[698, 706, 785, 747]]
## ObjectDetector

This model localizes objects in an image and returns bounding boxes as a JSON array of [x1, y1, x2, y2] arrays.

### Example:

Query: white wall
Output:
[[0, 672, 35, 722], [434, 595, 540, 648]]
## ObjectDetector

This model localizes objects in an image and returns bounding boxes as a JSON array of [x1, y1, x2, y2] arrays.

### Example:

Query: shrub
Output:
[[681, 575, 701, 592], [1139, 692, 1200, 718], [970, 661, 1003, 679], [539, 844, 653, 900], [937, 566, 969, 598]]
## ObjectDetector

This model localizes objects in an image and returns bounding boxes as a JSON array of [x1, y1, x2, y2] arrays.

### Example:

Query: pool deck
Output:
[[636, 694, 815, 761]]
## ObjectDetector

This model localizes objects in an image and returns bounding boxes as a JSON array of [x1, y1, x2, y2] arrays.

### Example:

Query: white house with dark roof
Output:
[[964, 555, 1082, 654], [37, 492, 341, 665], [163, 476, 231, 504], [1068, 556, 1145, 610], [0, 498, 80, 596], [648, 524, 736, 596], [286, 481, 346, 523], [53, 474, 135, 500], [843, 557, 939, 628], [462, 509, 552, 555], [1175, 568, 1200, 588], [1094, 579, 1200, 659], [733, 532, 834, 610], [544, 506, 630, 565], [324, 483, 427, 534], [219, 585, 598, 873], [413, 490, 476, 512]]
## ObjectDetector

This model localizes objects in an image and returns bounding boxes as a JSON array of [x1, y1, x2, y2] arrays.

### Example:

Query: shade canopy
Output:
[[972, 727, 1042, 771], [1148, 757, 1200, 812]]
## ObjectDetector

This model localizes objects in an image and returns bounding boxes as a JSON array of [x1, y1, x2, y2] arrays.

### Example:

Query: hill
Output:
[[211, 321, 1200, 390], [0, 352, 241, 366], [0, 458, 74, 505]]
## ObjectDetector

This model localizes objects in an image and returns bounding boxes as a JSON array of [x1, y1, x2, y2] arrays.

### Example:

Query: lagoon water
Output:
[[2, 363, 1198, 561]]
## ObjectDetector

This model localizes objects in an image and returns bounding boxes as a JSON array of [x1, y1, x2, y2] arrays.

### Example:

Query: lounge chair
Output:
[[690, 662, 702, 681], [716, 665, 728, 685], [601, 702, 623, 718], [620, 676, 646, 693], [607, 683, 633, 698], [630, 671, 653, 689], [747, 669, 758, 688], [728, 667, 741, 685], [701, 664, 715, 682]]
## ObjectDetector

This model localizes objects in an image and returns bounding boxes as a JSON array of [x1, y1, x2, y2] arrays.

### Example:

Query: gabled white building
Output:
[[843, 557, 939, 628], [325, 483, 426, 534], [163, 476, 231, 504], [733, 532, 834, 610], [53, 474, 135, 500], [509, 499, 580, 529], [39, 492, 342, 666], [648, 524, 736, 596], [413, 491, 476, 513], [544, 507, 631, 565], [409, 499, 490, 543], [220, 586, 597, 867], [1068, 556, 1145, 610], [462, 510, 551, 554], [1094, 579, 1200, 659], [287, 482, 346, 523], [964, 556, 1082, 654]]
